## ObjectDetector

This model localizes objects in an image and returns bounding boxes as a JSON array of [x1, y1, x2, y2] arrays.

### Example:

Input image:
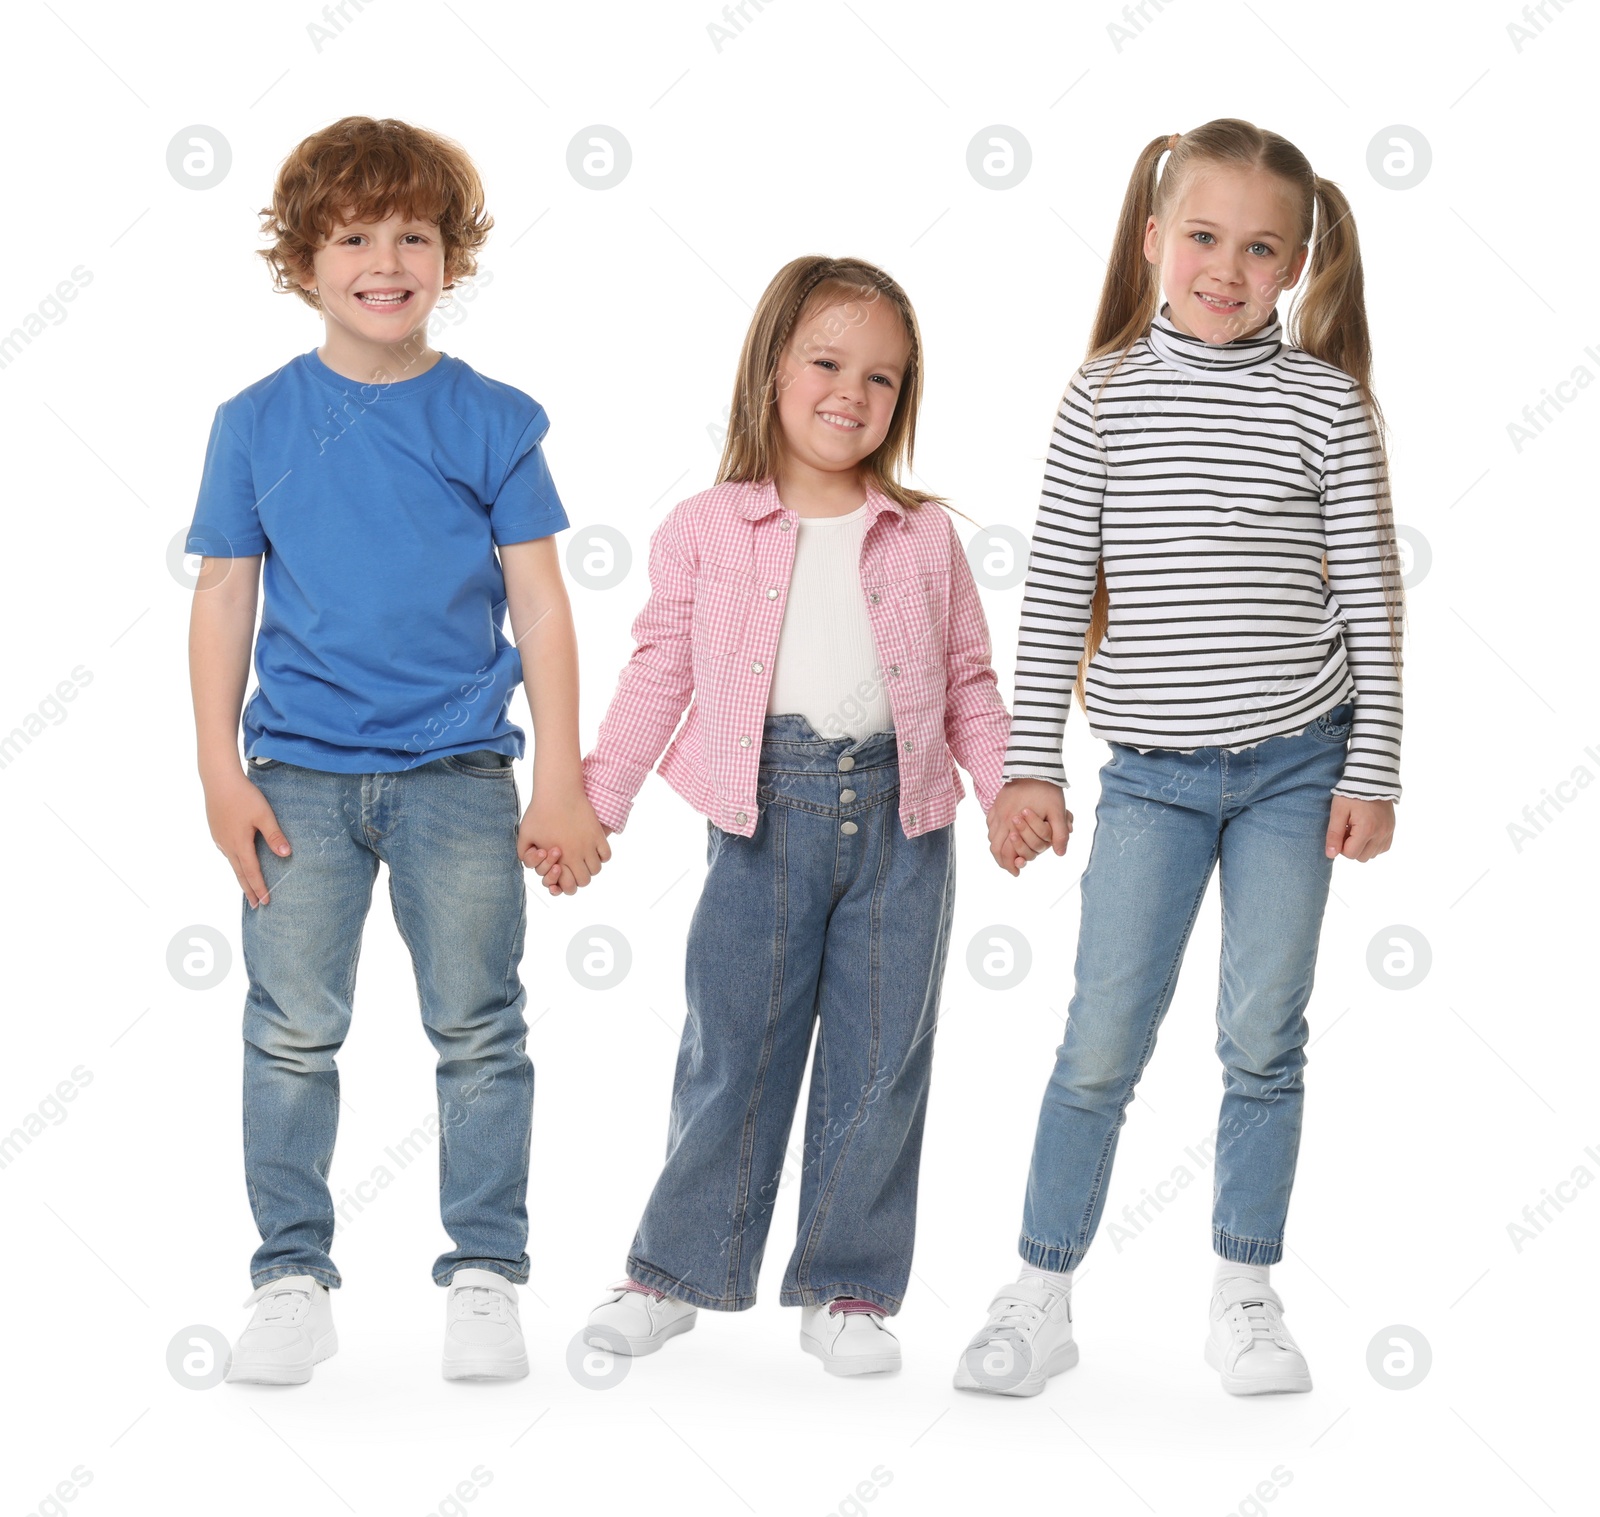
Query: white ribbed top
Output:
[[766, 503, 895, 740]]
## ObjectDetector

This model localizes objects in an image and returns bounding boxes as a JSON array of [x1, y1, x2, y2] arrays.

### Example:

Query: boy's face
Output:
[[298, 208, 447, 357]]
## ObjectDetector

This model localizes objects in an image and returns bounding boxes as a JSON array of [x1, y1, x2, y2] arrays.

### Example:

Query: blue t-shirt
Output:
[[187, 349, 569, 771]]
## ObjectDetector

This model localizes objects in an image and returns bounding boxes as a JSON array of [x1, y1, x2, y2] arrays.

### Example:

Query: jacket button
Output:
[[766, 588, 778, 599], [889, 664, 900, 676], [779, 520, 792, 531], [735, 810, 748, 824], [840, 788, 856, 802], [909, 812, 916, 827], [751, 661, 763, 673], [903, 738, 914, 752], [837, 755, 855, 772], [868, 591, 880, 604], [738, 735, 751, 747], [840, 820, 858, 835]]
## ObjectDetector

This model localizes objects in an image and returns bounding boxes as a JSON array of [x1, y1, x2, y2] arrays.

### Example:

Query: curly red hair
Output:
[[257, 116, 493, 309]]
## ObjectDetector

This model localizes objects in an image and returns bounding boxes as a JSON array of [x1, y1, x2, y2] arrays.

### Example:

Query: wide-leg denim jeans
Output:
[[239, 750, 533, 1290], [626, 714, 957, 1315], [1020, 702, 1355, 1271]]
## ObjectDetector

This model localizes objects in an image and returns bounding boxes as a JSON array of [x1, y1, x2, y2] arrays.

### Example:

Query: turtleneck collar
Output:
[[1146, 301, 1284, 374]]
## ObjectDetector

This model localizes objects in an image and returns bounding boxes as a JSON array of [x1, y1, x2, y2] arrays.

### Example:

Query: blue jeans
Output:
[[626, 714, 957, 1315], [1020, 703, 1354, 1271], [240, 751, 532, 1290]]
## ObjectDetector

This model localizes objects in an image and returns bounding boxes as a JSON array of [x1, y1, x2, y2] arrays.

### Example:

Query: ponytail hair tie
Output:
[[1168, 132, 1180, 152]]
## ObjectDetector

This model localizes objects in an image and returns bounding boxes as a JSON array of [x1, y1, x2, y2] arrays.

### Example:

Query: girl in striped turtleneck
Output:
[[958, 117, 1406, 1400]]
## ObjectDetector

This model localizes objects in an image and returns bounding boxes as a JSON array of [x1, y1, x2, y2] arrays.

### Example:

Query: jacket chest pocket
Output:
[[881, 572, 946, 683], [692, 561, 757, 658]]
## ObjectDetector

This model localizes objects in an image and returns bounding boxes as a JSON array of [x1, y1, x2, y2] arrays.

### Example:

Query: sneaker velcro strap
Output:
[[1214, 1277, 1283, 1313]]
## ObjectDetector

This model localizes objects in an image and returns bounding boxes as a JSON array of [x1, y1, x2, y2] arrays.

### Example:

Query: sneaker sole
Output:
[[952, 1337, 1078, 1397], [584, 1311, 696, 1357], [1204, 1337, 1312, 1395], [225, 1328, 338, 1386], [799, 1336, 901, 1377], [442, 1353, 530, 1381]]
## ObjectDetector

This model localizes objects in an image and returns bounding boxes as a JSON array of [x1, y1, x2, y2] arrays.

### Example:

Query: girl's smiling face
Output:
[[773, 296, 910, 482], [1145, 165, 1309, 344], [299, 209, 447, 363]]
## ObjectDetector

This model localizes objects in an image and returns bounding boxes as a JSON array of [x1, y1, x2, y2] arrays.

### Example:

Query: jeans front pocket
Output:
[[443, 749, 515, 777], [1309, 703, 1354, 743]]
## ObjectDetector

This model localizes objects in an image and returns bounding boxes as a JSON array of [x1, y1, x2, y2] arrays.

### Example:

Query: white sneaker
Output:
[[952, 1277, 1077, 1397], [1205, 1277, 1312, 1395], [225, 1275, 337, 1385], [585, 1280, 697, 1356], [799, 1299, 901, 1376], [442, 1267, 529, 1381]]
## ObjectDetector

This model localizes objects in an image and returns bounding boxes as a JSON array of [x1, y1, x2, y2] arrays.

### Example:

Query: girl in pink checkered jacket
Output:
[[531, 255, 1019, 1376]]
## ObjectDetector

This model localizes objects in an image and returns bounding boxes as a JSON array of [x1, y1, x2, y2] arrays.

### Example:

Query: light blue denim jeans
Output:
[[1020, 702, 1355, 1271], [626, 714, 958, 1315], [239, 750, 532, 1290]]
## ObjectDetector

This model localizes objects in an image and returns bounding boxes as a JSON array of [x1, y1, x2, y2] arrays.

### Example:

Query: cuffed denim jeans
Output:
[[1020, 702, 1355, 1272], [626, 714, 957, 1315], [239, 750, 533, 1290]]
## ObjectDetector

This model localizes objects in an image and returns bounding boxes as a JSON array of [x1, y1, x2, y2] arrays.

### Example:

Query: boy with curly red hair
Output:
[[186, 116, 608, 1385]]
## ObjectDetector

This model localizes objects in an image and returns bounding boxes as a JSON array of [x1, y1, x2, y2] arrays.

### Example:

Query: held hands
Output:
[[205, 766, 291, 908], [526, 828, 612, 897], [987, 778, 1073, 876], [520, 782, 612, 896]]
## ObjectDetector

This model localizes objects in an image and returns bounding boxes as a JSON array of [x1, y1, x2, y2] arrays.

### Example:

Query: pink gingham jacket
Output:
[[580, 478, 1012, 839]]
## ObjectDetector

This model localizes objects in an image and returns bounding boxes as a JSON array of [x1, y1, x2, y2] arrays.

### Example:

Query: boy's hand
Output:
[[1326, 796, 1395, 862], [204, 767, 291, 908], [518, 785, 611, 894], [987, 778, 1072, 877]]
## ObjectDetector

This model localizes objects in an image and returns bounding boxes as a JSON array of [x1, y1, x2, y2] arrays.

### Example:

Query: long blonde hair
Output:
[[718, 255, 975, 524], [1073, 118, 1405, 710]]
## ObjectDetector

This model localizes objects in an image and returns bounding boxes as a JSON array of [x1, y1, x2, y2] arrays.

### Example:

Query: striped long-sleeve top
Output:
[[1002, 302, 1403, 801]]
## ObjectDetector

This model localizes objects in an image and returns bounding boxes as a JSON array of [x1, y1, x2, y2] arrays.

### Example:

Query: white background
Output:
[[1, 1, 1595, 1513]]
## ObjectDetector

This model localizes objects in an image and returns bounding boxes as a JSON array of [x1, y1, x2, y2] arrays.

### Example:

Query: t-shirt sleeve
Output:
[[490, 405, 570, 546], [186, 401, 266, 557]]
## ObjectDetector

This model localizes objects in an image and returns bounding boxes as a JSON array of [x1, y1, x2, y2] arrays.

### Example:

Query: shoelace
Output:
[[257, 1288, 311, 1325], [615, 1279, 666, 1300], [828, 1298, 884, 1317], [1227, 1296, 1287, 1349], [452, 1285, 510, 1322], [966, 1288, 1053, 1351]]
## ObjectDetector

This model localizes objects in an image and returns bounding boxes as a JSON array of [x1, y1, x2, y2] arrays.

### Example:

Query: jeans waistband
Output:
[[758, 713, 898, 774]]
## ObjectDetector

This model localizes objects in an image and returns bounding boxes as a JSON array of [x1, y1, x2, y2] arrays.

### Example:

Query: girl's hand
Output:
[[1326, 796, 1395, 862], [527, 827, 614, 898], [204, 766, 291, 909], [1006, 808, 1058, 865], [987, 779, 1072, 876], [525, 846, 577, 896]]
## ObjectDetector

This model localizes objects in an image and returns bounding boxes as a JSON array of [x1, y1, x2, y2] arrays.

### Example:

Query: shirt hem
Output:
[[244, 733, 525, 773]]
